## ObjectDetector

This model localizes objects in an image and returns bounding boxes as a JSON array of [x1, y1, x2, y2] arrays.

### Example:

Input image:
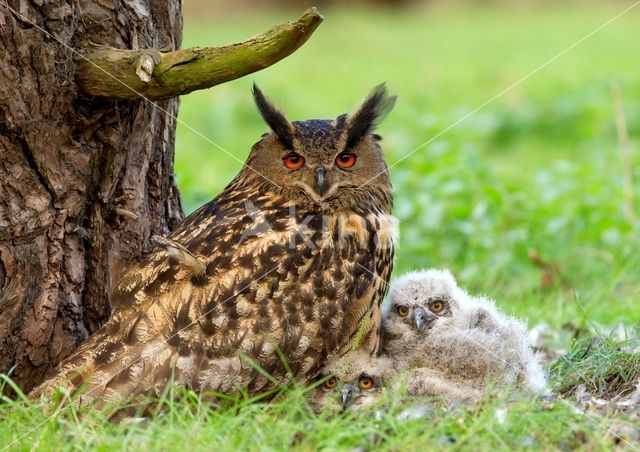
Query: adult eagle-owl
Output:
[[31, 84, 398, 406]]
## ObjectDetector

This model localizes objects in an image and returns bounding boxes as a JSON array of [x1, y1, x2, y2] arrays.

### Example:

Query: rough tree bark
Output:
[[0, 1, 321, 394], [0, 0, 184, 395]]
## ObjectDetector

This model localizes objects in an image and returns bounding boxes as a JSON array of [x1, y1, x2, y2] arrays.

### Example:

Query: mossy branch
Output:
[[75, 8, 323, 100]]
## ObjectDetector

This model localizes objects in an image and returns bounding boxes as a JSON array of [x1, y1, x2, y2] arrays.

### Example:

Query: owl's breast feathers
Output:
[[34, 189, 397, 402]]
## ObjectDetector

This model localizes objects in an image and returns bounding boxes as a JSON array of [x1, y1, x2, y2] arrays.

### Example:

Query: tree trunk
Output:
[[0, 1, 321, 395], [0, 0, 183, 394]]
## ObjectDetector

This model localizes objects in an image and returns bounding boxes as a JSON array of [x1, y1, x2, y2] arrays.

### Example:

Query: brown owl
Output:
[[31, 84, 398, 407]]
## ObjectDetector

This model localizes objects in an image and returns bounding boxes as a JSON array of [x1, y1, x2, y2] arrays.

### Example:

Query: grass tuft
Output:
[[550, 332, 640, 398]]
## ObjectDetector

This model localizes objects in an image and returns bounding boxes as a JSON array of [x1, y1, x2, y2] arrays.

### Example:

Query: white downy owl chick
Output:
[[306, 350, 395, 414], [382, 269, 548, 402]]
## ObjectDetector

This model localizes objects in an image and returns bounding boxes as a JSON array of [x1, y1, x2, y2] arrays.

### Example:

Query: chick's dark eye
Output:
[[283, 152, 305, 169], [335, 152, 356, 169]]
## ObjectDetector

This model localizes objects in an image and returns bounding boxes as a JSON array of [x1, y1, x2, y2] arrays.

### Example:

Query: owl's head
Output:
[[307, 350, 393, 413], [245, 84, 396, 210], [382, 269, 468, 344]]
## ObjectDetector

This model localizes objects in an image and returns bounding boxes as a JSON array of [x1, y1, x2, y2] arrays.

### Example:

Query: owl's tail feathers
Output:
[[28, 327, 99, 397], [28, 337, 192, 412], [28, 352, 104, 409]]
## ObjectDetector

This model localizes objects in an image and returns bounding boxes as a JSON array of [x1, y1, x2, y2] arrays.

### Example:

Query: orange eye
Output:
[[322, 376, 338, 390], [358, 375, 374, 390], [396, 305, 409, 317], [335, 152, 357, 169], [430, 300, 445, 313], [283, 152, 305, 169]]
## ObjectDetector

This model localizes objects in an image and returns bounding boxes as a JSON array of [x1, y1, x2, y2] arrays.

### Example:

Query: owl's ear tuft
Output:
[[252, 84, 294, 149], [346, 84, 396, 148]]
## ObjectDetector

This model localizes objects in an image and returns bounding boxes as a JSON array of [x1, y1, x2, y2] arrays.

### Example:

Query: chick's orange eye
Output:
[[335, 152, 356, 169], [396, 306, 409, 317], [430, 300, 445, 313], [323, 377, 338, 390], [358, 376, 374, 390], [283, 152, 305, 169]]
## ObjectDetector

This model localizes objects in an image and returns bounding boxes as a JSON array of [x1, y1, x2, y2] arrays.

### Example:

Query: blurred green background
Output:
[[175, 1, 640, 328]]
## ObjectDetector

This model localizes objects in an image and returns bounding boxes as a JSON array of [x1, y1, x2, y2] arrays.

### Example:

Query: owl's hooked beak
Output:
[[341, 383, 356, 411], [315, 167, 327, 197], [413, 307, 435, 333]]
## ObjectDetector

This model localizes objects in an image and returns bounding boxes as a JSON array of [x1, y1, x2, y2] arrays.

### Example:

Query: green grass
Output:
[[1, 380, 636, 450], [550, 331, 640, 397], [2, 3, 640, 450]]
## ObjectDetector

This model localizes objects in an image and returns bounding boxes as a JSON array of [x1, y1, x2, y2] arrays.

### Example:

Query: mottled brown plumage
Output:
[[31, 85, 397, 407]]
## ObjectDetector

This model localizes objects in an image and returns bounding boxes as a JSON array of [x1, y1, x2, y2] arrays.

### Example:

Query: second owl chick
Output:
[[306, 350, 394, 413], [307, 349, 480, 413], [382, 269, 548, 401]]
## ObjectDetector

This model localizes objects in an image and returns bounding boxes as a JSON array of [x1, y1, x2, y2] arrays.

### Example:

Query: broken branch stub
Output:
[[152, 235, 206, 280], [75, 8, 324, 100]]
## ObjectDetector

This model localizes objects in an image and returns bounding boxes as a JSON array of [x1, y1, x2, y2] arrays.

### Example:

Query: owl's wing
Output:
[[31, 275, 262, 404], [30, 193, 286, 401]]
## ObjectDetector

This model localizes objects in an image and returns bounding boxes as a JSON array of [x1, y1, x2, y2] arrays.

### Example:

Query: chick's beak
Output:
[[414, 307, 435, 333], [315, 167, 327, 197], [341, 384, 355, 411]]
